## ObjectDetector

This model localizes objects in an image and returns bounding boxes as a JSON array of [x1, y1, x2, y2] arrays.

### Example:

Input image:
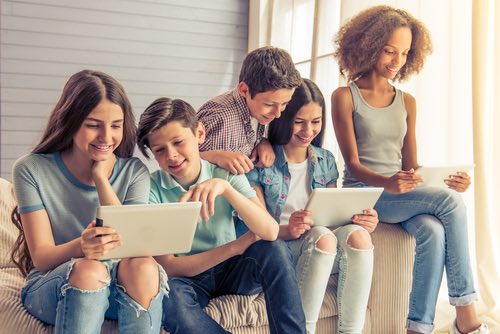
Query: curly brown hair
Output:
[[333, 5, 433, 82]]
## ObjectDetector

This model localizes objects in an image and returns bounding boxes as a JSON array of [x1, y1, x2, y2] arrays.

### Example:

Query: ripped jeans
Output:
[[287, 224, 374, 334], [21, 258, 168, 334]]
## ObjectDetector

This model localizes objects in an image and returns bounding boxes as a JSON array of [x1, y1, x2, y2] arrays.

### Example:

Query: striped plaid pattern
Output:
[[198, 89, 265, 156]]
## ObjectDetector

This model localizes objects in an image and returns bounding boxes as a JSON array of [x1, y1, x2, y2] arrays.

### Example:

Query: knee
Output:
[[417, 217, 446, 247], [346, 229, 373, 250], [118, 257, 159, 285], [69, 259, 109, 290], [313, 229, 337, 253]]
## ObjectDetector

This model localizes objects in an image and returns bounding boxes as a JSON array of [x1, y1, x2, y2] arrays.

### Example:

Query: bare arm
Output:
[[21, 210, 84, 272], [181, 179, 278, 240], [22, 209, 122, 272], [401, 93, 420, 170]]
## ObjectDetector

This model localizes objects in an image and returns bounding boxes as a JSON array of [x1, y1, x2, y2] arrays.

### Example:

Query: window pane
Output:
[[317, 0, 341, 57], [296, 61, 311, 79], [290, 0, 315, 63], [314, 56, 340, 156]]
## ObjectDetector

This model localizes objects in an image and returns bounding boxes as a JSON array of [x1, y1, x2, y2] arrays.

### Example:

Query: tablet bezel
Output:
[[304, 188, 384, 228], [96, 202, 201, 260]]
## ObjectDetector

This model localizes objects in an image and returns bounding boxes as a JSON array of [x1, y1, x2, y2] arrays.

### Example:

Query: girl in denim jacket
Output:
[[246, 79, 378, 334]]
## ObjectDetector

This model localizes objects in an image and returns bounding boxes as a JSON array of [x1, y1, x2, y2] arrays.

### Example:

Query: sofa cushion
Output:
[[0, 178, 19, 269]]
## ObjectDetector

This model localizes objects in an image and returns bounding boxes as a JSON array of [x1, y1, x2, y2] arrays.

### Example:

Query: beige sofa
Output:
[[0, 177, 415, 333]]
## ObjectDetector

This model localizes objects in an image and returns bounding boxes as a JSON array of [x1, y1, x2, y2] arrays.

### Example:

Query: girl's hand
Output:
[[288, 209, 313, 239], [445, 171, 471, 192], [385, 169, 422, 194], [251, 138, 275, 168], [233, 231, 261, 255], [91, 156, 116, 182], [81, 221, 121, 259], [179, 179, 230, 221], [352, 209, 379, 233]]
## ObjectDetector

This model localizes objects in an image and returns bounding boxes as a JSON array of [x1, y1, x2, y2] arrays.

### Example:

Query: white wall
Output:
[[0, 0, 249, 179]]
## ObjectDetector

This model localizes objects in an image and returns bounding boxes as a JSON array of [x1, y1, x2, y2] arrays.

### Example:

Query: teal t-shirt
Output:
[[149, 159, 256, 256], [13, 152, 150, 246]]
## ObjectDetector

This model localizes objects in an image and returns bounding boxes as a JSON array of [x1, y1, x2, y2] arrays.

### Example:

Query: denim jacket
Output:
[[246, 145, 339, 222]]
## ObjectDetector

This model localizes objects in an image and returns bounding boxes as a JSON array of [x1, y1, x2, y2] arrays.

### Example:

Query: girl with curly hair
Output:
[[331, 5, 488, 334]]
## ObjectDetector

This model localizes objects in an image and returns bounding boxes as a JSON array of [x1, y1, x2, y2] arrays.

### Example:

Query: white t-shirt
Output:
[[279, 159, 311, 225]]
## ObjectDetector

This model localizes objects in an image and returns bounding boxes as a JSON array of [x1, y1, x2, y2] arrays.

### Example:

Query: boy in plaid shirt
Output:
[[198, 46, 302, 175]]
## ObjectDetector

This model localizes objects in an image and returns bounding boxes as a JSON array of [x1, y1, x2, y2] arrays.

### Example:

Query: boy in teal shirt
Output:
[[137, 97, 306, 334]]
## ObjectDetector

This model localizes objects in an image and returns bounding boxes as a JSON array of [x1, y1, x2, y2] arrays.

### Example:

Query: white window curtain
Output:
[[248, 0, 500, 331]]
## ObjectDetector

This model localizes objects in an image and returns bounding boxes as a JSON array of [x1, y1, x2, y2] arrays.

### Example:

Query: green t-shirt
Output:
[[149, 159, 256, 256]]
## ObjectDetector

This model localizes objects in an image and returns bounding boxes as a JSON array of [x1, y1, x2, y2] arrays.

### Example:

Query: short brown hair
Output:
[[334, 5, 432, 82], [239, 46, 302, 97], [137, 97, 198, 158]]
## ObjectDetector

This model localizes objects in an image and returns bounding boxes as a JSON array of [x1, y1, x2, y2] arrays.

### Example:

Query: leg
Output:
[[332, 224, 374, 334], [218, 239, 306, 334], [58, 259, 110, 334], [21, 259, 108, 334], [375, 188, 477, 332], [402, 214, 445, 333], [288, 226, 337, 334], [162, 273, 229, 334], [111, 257, 167, 334]]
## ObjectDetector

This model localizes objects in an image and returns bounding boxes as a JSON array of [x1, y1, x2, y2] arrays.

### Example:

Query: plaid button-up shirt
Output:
[[198, 89, 265, 156]]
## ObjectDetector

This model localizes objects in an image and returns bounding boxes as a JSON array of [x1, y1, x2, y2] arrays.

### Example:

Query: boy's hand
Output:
[[444, 171, 471, 192], [215, 151, 254, 174], [251, 138, 275, 168], [81, 221, 121, 259], [179, 179, 230, 221], [385, 169, 422, 194], [288, 209, 313, 239], [352, 209, 378, 233]]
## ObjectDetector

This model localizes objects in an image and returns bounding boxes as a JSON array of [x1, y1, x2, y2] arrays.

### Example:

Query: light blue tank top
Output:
[[343, 82, 407, 187]]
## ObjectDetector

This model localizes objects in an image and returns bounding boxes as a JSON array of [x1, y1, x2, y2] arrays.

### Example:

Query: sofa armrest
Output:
[[368, 222, 415, 334]]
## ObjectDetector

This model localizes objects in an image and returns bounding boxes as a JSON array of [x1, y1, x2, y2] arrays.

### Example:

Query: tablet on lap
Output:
[[96, 202, 201, 260], [304, 188, 384, 228]]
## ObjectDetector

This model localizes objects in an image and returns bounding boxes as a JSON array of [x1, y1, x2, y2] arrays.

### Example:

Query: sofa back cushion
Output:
[[0, 178, 19, 269]]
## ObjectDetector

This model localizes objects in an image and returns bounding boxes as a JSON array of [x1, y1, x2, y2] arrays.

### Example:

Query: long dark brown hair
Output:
[[11, 70, 136, 276], [268, 78, 326, 147]]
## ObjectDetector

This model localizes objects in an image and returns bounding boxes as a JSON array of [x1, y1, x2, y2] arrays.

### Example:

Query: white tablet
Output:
[[415, 164, 474, 188], [96, 202, 201, 260], [304, 188, 384, 228]]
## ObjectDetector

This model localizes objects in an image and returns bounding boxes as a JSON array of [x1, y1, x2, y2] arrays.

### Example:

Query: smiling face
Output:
[[285, 102, 323, 150], [147, 120, 205, 189], [375, 27, 412, 80], [72, 99, 124, 162], [238, 82, 295, 125]]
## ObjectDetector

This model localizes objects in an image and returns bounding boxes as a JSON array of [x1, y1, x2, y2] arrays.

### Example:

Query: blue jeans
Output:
[[162, 239, 306, 334], [21, 258, 168, 334], [373, 187, 477, 333], [287, 225, 373, 334]]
